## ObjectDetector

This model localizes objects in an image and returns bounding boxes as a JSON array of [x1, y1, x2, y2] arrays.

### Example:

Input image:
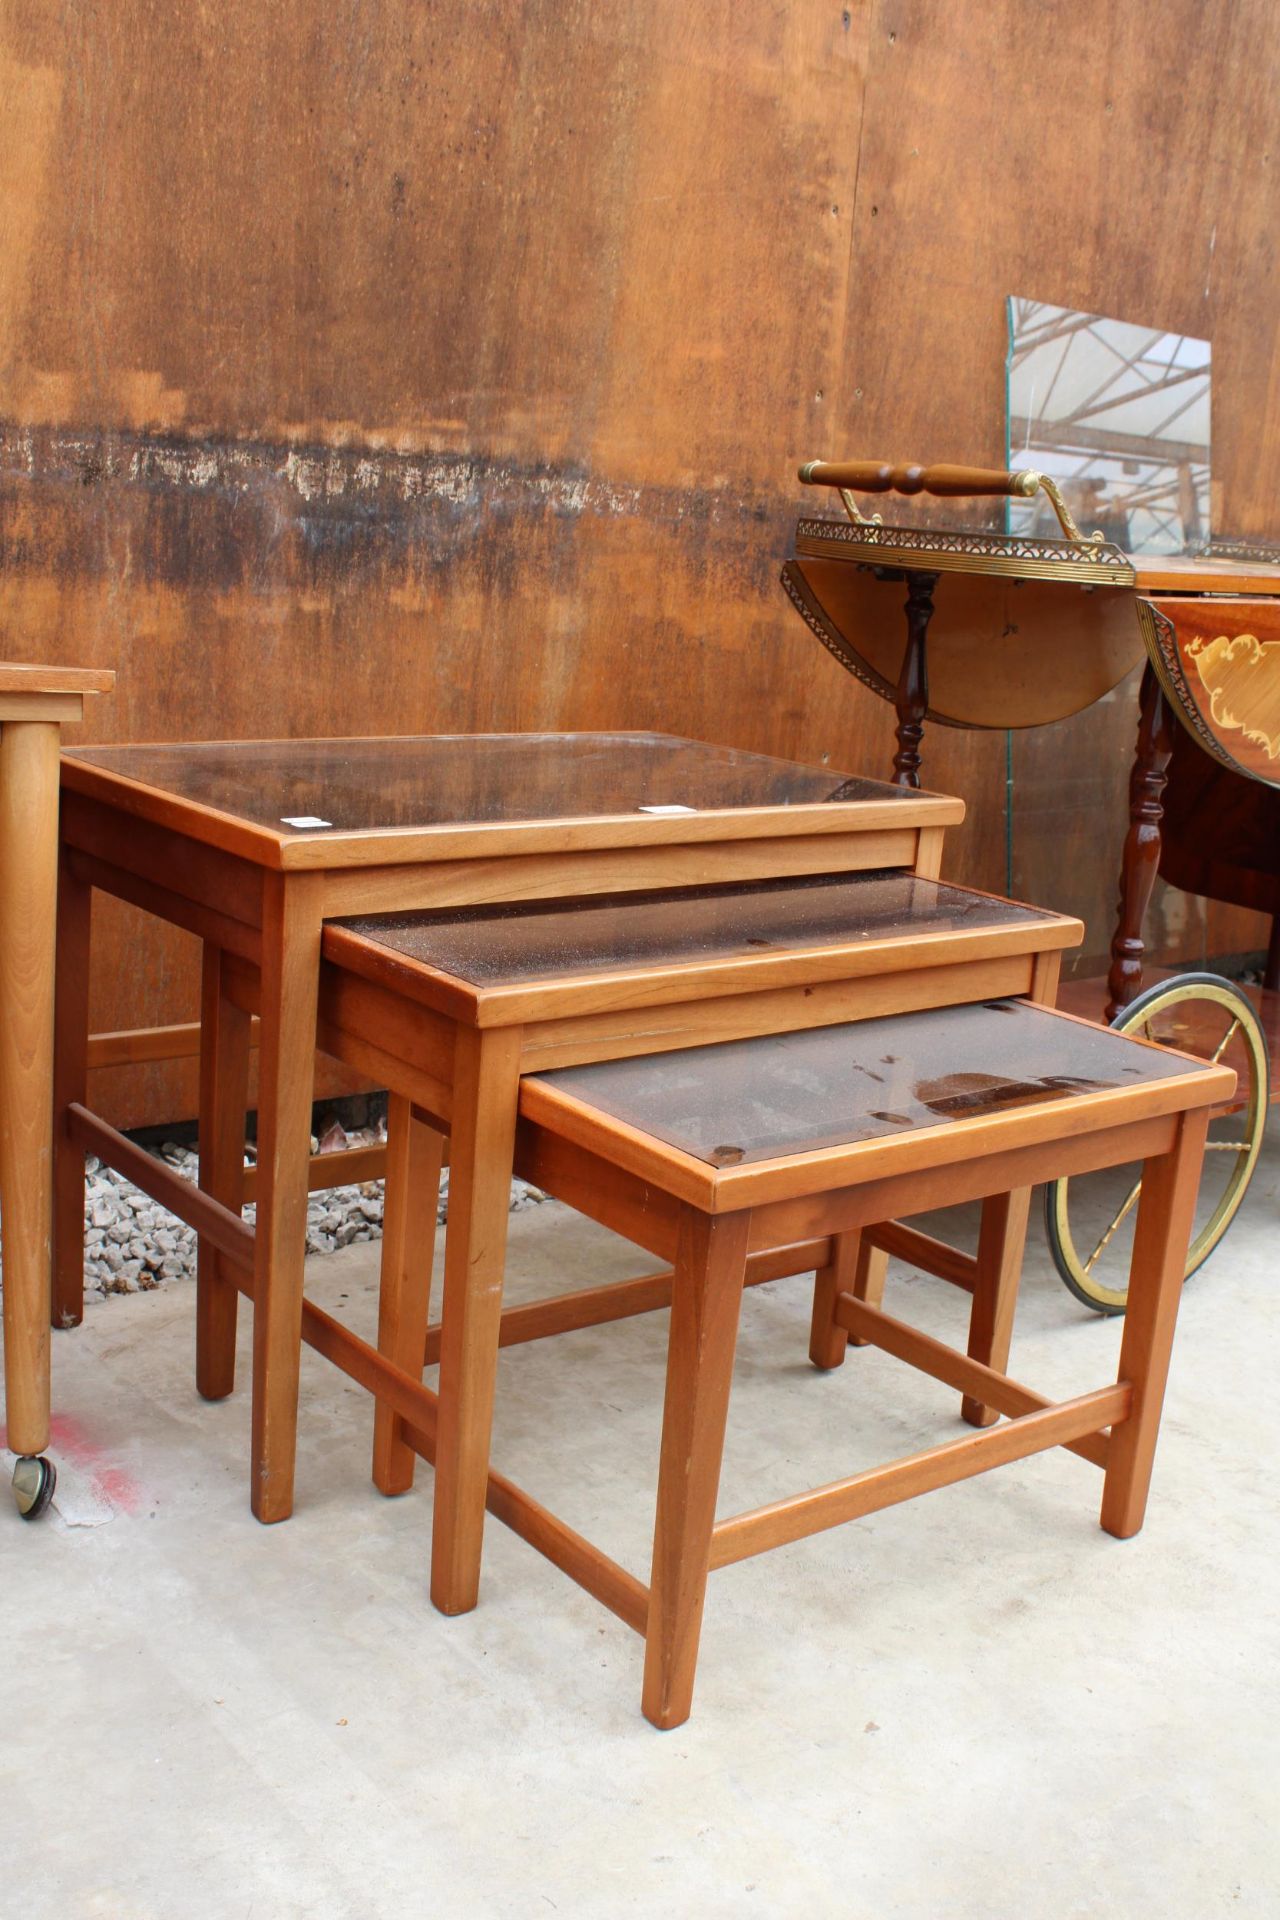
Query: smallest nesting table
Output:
[[387, 998, 1227, 1727]]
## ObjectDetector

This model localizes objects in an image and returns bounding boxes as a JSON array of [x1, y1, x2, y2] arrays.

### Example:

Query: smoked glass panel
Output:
[[343, 871, 1060, 986], [531, 999, 1205, 1165], [66, 733, 916, 836]]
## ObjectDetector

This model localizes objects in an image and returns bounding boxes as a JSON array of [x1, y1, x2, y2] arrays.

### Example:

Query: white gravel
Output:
[[75, 1123, 545, 1299]]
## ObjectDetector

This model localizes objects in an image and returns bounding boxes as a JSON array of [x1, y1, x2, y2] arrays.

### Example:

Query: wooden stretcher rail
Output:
[[402, 1414, 649, 1634], [835, 1292, 1112, 1468], [863, 1220, 978, 1292], [707, 1383, 1130, 1570], [420, 1236, 834, 1365], [87, 1020, 208, 1070], [67, 1104, 254, 1272]]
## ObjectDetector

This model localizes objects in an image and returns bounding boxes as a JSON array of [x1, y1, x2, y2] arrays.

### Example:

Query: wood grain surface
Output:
[[2, 0, 1277, 1121]]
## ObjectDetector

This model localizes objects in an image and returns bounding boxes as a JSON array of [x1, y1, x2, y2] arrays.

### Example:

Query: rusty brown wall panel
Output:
[[1, 0, 1276, 1125]]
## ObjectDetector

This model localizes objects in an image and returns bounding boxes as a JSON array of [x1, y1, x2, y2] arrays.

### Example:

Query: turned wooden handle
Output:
[[799, 459, 1035, 500]]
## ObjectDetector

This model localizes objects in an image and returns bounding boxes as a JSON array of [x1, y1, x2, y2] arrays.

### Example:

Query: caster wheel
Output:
[[1045, 972, 1269, 1314], [12, 1454, 56, 1521]]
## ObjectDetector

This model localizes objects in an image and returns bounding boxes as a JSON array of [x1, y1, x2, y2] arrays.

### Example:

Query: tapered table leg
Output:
[[0, 723, 61, 1492], [643, 1208, 750, 1731], [52, 845, 91, 1331], [373, 1095, 444, 1497], [196, 944, 252, 1401], [250, 872, 323, 1523], [430, 1025, 523, 1614], [1102, 1108, 1210, 1540], [962, 1186, 1032, 1428]]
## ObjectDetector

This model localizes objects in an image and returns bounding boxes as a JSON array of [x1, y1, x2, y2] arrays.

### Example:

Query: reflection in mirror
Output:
[[1006, 298, 1210, 555]]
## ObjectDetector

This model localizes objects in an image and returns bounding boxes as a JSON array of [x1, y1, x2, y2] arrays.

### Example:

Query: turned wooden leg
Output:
[[0, 723, 60, 1458], [1107, 663, 1174, 1019], [372, 1095, 444, 1497], [892, 571, 937, 788], [1101, 1107, 1209, 1540], [51, 845, 92, 1332], [808, 1232, 861, 1370], [430, 1025, 523, 1615], [196, 944, 252, 1401], [1265, 915, 1280, 994], [250, 872, 323, 1524], [961, 1187, 1032, 1428], [642, 1208, 751, 1731]]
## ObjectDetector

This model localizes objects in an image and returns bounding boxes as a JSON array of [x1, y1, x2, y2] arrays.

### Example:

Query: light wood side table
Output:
[[1, 664, 113, 1518]]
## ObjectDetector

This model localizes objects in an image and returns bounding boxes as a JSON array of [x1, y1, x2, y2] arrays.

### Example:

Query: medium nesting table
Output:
[[204, 867, 1079, 1612], [0, 663, 113, 1518], [53, 733, 960, 1524]]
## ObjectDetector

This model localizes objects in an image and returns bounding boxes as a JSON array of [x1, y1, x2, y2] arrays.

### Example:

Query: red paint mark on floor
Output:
[[3, 1413, 144, 1515]]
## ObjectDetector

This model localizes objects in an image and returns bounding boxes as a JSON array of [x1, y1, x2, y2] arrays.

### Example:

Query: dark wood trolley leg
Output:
[[52, 845, 92, 1331], [643, 1209, 751, 1731], [430, 1026, 523, 1615], [196, 944, 252, 1401], [961, 1187, 1032, 1428], [1101, 1107, 1210, 1540], [250, 872, 323, 1524], [1107, 662, 1174, 1020], [892, 571, 938, 789], [372, 1095, 444, 1497]]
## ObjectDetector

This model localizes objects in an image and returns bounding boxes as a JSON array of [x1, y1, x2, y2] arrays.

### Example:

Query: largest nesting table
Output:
[[53, 732, 962, 1524]]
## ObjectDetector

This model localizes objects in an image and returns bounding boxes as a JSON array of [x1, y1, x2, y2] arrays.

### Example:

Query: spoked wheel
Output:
[[12, 1454, 57, 1521], [1045, 972, 1269, 1314]]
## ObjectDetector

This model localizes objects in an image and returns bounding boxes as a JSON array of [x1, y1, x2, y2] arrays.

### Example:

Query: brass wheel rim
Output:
[[1048, 978, 1268, 1312]]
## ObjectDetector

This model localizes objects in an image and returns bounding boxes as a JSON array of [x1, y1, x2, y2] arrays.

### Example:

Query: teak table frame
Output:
[[199, 884, 1078, 1614], [495, 1022, 1225, 1726], [52, 738, 961, 1528], [0, 664, 114, 1518]]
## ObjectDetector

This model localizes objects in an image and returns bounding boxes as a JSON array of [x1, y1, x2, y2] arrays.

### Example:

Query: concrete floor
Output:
[[3, 1135, 1278, 1919]]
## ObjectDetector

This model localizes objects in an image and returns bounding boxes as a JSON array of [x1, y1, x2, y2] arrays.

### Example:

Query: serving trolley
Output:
[[784, 459, 1279, 1308]]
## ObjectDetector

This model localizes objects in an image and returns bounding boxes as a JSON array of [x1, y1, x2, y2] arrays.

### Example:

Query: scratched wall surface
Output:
[[1, 0, 1277, 1124]]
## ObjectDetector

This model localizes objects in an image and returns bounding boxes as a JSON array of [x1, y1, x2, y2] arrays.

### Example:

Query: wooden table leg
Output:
[[0, 721, 60, 1474], [1101, 1107, 1210, 1540], [847, 1238, 888, 1344], [52, 842, 91, 1331], [250, 872, 322, 1524], [196, 944, 252, 1401], [643, 1208, 750, 1731], [373, 1095, 444, 1497], [961, 1186, 1032, 1428], [431, 1025, 523, 1614], [808, 1231, 862, 1370]]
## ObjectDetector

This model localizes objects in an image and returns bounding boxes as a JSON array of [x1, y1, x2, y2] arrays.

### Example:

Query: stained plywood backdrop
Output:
[[2, 0, 1277, 1123]]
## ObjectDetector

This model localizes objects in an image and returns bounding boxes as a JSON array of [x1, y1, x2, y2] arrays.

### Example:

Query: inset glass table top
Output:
[[531, 1000, 1207, 1166], [65, 733, 919, 836], [341, 871, 1063, 987]]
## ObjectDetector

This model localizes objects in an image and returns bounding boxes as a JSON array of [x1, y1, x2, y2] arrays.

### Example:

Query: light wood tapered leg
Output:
[[249, 872, 323, 1524], [961, 1187, 1033, 1428], [52, 843, 91, 1333], [1101, 1108, 1209, 1540], [373, 1095, 444, 1497], [430, 1025, 523, 1614], [0, 723, 60, 1456], [642, 1208, 751, 1731], [808, 1231, 861, 1370], [847, 1237, 888, 1345], [196, 944, 252, 1401]]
